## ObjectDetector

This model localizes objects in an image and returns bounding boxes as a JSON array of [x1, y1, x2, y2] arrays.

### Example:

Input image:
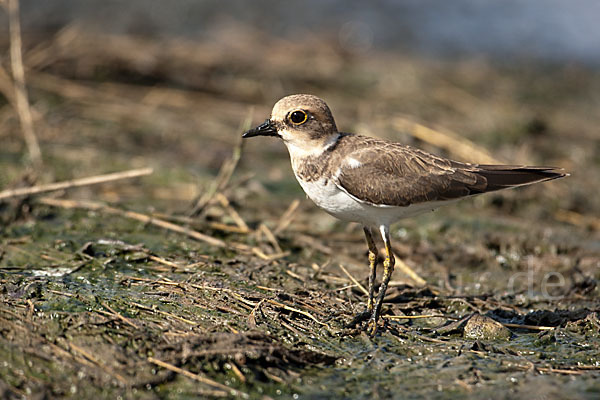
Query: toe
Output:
[[346, 310, 371, 328], [367, 317, 378, 336]]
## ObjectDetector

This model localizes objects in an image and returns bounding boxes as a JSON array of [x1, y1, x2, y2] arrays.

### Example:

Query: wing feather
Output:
[[329, 135, 565, 207], [332, 139, 485, 207]]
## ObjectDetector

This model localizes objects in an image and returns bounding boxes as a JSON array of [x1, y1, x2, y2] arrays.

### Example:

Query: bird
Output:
[[242, 94, 566, 335]]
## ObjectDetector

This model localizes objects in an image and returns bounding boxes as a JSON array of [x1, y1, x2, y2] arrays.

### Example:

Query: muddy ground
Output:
[[1, 26, 599, 399]]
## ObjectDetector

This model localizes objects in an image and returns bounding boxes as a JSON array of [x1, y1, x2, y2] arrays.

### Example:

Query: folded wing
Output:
[[333, 139, 565, 207]]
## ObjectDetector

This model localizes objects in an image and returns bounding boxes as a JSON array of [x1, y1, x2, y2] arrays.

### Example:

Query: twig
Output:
[[0, 167, 153, 200], [247, 298, 265, 328], [534, 367, 583, 375], [99, 302, 138, 329], [554, 209, 600, 231], [285, 269, 306, 282], [4, 0, 42, 165], [227, 293, 258, 309], [337, 264, 368, 296], [121, 275, 181, 286], [258, 223, 282, 253], [148, 255, 179, 268], [274, 199, 300, 234], [266, 299, 328, 326], [251, 247, 289, 261], [511, 363, 598, 375], [147, 357, 249, 399], [215, 193, 249, 232], [150, 212, 249, 234], [69, 343, 128, 385], [48, 289, 75, 297], [385, 314, 456, 320], [208, 221, 249, 234], [255, 285, 279, 292], [500, 322, 555, 331], [189, 109, 251, 216], [335, 284, 358, 291], [129, 302, 197, 325], [409, 332, 449, 344], [393, 255, 427, 287], [0, 64, 17, 106], [37, 197, 226, 248], [252, 247, 289, 260], [228, 362, 246, 383], [393, 117, 502, 165]]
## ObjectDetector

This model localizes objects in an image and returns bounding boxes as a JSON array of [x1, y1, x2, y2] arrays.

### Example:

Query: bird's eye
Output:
[[289, 110, 308, 125]]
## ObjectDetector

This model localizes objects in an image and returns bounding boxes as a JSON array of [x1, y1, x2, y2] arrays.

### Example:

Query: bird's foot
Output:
[[346, 309, 383, 336], [345, 310, 371, 328], [367, 314, 382, 336]]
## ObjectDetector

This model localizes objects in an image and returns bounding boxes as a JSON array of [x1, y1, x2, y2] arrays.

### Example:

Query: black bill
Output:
[[242, 119, 279, 138]]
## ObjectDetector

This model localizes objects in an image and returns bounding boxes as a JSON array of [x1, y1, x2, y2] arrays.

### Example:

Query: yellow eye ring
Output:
[[289, 110, 308, 125]]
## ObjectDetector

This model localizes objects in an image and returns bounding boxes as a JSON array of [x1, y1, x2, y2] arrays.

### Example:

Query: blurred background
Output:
[[18, 0, 600, 63], [2, 0, 599, 289], [0, 0, 600, 290], [1, 0, 598, 216], [1, 1, 600, 398]]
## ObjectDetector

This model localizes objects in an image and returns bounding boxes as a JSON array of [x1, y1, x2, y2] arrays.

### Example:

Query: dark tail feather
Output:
[[475, 165, 567, 192]]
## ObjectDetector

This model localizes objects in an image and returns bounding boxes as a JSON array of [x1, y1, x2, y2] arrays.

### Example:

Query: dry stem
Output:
[[38, 197, 227, 248], [3, 0, 42, 165], [189, 109, 251, 216], [394, 117, 502, 165], [147, 357, 248, 398], [0, 167, 153, 200]]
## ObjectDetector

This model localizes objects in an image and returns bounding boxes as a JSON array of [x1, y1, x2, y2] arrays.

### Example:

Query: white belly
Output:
[[295, 176, 449, 227]]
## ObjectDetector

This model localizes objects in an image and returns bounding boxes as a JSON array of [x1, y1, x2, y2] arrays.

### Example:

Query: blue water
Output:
[[15, 0, 600, 65]]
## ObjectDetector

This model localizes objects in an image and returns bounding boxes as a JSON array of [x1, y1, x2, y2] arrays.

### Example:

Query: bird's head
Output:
[[243, 94, 339, 156]]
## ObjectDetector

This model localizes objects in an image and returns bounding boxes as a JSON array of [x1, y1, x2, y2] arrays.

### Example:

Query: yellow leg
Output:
[[368, 225, 395, 336], [364, 227, 378, 313], [346, 226, 379, 328]]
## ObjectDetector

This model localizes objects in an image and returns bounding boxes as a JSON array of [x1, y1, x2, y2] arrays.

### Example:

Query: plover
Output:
[[243, 94, 566, 335]]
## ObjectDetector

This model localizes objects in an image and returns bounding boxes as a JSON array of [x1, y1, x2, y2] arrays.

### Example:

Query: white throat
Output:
[[283, 132, 340, 159]]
